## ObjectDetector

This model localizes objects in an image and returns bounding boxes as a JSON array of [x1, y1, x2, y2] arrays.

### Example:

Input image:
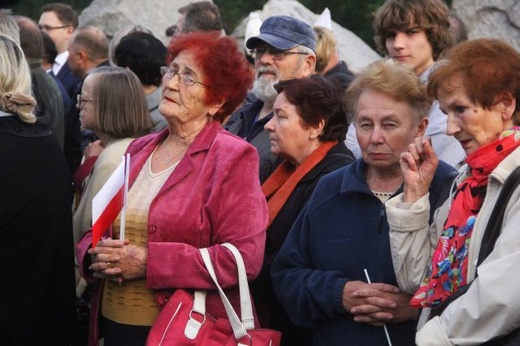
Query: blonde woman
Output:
[[0, 33, 77, 344], [313, 26, 354, 90]]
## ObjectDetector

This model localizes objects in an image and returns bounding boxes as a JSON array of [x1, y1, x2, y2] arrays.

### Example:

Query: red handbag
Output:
[[146, 243, 281, 346]]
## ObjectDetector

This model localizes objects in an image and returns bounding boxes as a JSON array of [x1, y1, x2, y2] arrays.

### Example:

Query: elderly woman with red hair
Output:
[[77, 32, 267, 346]]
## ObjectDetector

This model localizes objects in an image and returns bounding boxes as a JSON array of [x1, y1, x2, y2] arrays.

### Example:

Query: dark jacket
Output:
[[251, 142, 355, 345], [272, 159, 456, 346], [0, 114, 77, 345], [226, 99, 282, 183], [30, 61, 66, 148], [56, 60, 82, 98], [323, 61, 355, 91]]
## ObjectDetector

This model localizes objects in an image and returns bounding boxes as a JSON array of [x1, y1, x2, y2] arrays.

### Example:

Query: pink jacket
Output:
[[77, 121, 268, 345]]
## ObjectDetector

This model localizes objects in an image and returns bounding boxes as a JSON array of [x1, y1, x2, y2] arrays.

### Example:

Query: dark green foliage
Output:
[[7, 0, 91, 21]]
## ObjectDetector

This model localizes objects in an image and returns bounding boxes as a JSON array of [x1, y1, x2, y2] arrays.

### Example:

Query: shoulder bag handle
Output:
[[199, 243, 255, 340]]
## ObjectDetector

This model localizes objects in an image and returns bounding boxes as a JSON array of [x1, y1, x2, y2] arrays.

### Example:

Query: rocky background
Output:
[[78, 0, 520, 73], [451, 0, 520, 51]]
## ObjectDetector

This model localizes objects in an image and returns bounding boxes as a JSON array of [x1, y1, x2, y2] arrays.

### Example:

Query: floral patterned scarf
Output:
[[411, 127, 520, 308]]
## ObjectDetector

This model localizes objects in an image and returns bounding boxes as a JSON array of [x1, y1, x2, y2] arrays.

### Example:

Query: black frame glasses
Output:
[[249, 47, 308, 61], [38, 24, 69, 31], [160, 66, 208, 87]]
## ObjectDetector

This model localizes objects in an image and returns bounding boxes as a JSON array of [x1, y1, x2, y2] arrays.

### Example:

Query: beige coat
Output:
[[386, 146, 520, 345], [72, 138, 134, 246]]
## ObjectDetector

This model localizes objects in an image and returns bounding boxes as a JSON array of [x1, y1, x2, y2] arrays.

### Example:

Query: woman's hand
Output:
[[343, 281, 401, 326], [88, 238, 148, 283], [343, 281, 418, 326], [400, 135, 439, 203], [84, 139, 104, 160]]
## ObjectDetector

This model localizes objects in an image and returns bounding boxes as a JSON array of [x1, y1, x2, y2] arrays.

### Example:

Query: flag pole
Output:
[[364, 269, 393, 346], [119, 154, 130, 245]]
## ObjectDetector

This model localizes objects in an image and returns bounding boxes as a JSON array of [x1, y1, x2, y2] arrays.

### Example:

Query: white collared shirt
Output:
[[52, 50, 69, 76]]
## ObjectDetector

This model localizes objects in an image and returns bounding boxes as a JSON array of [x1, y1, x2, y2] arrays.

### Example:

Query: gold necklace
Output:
[[160, 121, 209, 165], [161, 141, 188, 165]]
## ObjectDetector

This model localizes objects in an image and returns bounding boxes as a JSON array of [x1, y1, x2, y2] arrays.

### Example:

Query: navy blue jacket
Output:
[[272, 159, 456, 346], [251, 142, 354, 345], [56, 61, 82, 98]]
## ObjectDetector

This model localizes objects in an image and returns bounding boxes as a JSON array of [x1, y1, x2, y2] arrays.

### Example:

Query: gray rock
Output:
[[78, 0, 198, 42], [452, 0, 520, 51], [231, 0, 381, 73]]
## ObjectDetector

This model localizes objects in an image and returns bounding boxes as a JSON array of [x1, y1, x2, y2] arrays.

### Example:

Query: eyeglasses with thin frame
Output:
[[160, 66, 208, 87], [38, 24, 69, 31], [76, 94, 95, 108], [249, 47, 308, 61]]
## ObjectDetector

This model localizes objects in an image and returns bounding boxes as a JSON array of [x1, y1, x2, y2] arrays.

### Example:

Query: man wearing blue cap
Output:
[[227, 15, 316, 183]]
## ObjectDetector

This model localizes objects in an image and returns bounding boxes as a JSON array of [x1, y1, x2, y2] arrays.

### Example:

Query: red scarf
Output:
[[262, 141, 337, 229], [411, 128, 520, 308]]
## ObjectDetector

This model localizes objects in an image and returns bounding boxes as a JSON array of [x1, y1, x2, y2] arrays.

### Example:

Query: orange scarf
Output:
[[261, 141, 337, 229]]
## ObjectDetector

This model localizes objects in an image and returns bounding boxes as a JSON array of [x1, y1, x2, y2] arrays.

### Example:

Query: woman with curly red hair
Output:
[[77, 31, 267, 345]]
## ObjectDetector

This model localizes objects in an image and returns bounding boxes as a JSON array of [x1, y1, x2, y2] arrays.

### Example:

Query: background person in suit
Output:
[[39, 2, 81, 98]]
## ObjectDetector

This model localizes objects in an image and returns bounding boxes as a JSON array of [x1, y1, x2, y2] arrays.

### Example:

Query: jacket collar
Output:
[[298, 142, 352, 183], [128, 121, 220, 188], [339, 159, 404, 196]]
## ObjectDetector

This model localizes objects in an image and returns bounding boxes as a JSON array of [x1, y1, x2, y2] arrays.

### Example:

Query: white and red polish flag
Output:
[[91, 154, 130, 247]]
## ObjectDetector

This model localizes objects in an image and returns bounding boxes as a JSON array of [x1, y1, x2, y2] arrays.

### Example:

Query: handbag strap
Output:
[[221, 243, 255, 330], [199, 243, 254, 340], [477, 165, 520, 266]]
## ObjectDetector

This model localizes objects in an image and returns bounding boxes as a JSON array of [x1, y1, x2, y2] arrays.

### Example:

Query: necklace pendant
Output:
[[163, 156, 173, 165]]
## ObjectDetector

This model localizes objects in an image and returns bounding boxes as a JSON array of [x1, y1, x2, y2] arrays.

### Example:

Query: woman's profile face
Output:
[[265, 92, 317, 165], [159, 50, 213, 124], [355, 88, 426, 172], [438, 76, 513, 156], [78, 74, 97, 131]]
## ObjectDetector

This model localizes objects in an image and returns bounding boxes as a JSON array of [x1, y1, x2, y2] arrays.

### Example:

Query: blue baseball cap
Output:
[[246, 15, 316, 53]]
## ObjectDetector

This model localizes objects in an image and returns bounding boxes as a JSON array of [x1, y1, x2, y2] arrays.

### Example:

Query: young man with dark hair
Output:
[[346, 0, 466, 168]]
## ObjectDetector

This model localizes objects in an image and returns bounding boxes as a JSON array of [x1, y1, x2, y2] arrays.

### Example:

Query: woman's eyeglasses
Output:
[[76, 95, 95, 108], [160, 66, 208, 87]]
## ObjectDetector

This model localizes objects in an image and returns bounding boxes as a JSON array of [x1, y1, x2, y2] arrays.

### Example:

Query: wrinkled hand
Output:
[[351, 286, 419, 326], [84, 140, 104, 160], [400, 136, 439, 203], [343, 281, 418, 326], [88, 238, 147, 283]]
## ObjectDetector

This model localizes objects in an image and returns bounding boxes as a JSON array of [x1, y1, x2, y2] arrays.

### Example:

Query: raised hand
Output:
[[400, 135, 439, 203]]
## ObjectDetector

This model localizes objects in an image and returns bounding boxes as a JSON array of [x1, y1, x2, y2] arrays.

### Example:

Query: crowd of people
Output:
[[1, 0, 520, 345]]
